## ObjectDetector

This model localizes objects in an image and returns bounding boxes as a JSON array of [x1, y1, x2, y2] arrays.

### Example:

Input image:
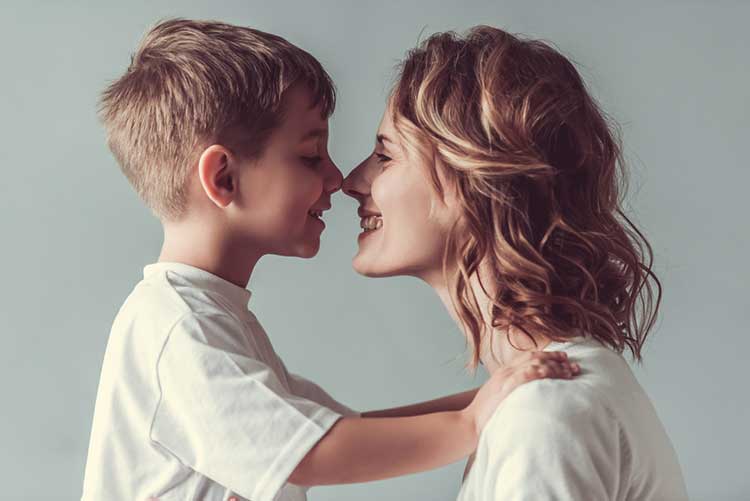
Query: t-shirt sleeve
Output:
[[275, 358, 359, 418], [149, 312, 343, 501], [474, 382, 625, 501]]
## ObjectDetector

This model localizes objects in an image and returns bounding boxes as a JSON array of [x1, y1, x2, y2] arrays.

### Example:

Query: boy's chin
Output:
[[290, 239, 321, 259]]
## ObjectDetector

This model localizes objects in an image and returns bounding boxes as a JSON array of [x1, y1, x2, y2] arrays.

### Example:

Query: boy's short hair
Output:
[[99, 18, 336, 221]]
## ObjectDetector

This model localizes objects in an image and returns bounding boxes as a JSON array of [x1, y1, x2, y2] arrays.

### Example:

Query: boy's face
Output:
[[234, 85, 342, 258]]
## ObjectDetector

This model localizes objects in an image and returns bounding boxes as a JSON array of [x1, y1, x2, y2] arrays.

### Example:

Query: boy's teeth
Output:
[[360, 216, 383, 231]]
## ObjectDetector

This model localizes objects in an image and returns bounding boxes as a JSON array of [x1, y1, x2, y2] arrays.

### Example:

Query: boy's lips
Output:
[[308, 212, 325, 230], [308, 204, 330, 218]]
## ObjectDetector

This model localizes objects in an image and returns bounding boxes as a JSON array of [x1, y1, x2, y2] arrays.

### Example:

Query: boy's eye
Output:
[[301, 156, 323, 168]]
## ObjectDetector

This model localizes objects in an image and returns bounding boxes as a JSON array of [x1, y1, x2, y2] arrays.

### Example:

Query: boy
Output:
[[81, 18, 578, 501]]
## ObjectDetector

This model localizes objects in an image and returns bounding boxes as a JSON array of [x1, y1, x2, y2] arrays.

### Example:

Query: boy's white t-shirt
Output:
[[457, 337, 689, 501], [81, 262, 357, 501]]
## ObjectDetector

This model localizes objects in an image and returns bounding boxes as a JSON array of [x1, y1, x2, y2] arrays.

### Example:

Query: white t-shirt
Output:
[[457, 337, 689, 501], [81, 262, 357, 501]]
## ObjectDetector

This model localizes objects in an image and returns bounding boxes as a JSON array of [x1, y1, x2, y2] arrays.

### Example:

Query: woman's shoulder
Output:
[[481, 339, 639, 442], [494, 368, 616, 424], [473, 339, 687, 500], [478, 374, 624, 465]]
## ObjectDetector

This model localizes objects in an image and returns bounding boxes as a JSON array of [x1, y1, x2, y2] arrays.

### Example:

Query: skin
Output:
[[159, 84, 342, 286], [342, 102, 582, 482], [342, 103, 564, 373], [157, 85, 579, 487], [346, 117, 457, 285]]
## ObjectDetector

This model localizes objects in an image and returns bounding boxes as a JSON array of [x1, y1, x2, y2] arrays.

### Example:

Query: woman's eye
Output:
[[375, 153, 392, 165], [301, 156, 323, 168]]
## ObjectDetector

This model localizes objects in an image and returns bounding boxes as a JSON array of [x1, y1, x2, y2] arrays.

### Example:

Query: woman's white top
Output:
[[457, 336, 689, 501]]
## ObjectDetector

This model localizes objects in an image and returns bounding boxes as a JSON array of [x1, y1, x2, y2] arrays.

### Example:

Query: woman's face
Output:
[[342, 106, 460, 283]]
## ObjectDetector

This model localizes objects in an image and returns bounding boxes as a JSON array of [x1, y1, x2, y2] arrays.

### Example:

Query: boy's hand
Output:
[[463, 351, 580, 436], [290, 350, 579, 487]]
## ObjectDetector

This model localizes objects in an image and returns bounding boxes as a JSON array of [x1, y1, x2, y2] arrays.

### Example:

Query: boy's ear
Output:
[[197, 144, 236, 209]]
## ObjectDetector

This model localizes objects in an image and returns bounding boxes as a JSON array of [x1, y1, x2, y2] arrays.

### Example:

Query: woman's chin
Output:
[[352, 253, 391, 278], [351, 257, 375, 277]]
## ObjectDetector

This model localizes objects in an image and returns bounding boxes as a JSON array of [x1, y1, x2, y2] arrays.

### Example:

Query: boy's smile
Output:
[[234, 84, 342, 259]]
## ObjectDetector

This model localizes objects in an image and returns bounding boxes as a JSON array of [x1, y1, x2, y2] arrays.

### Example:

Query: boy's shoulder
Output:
[[125, 265, 247, 319], [113, 265, 253, 347]]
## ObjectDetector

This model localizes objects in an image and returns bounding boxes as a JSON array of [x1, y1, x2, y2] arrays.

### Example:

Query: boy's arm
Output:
[[361, 388, 478, 418], [278, 345, 473, 418], [283, 365, 476, 419], [289, 351, 579, 486], [290, 411, 475, 486]]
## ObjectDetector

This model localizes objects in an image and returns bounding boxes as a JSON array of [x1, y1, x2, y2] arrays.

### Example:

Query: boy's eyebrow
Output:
[[299, 127, 328, 141]]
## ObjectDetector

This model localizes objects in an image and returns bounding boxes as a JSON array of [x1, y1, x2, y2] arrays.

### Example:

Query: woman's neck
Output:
[[427, 270, 552, 374]]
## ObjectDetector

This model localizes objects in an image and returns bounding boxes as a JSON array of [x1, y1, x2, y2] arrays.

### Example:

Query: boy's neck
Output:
[[158, 218, 262, 289]]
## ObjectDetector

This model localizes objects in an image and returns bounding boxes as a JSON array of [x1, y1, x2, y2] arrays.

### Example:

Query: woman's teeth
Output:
[[360, 216, 383, 231], [308, 210, 323, 218]]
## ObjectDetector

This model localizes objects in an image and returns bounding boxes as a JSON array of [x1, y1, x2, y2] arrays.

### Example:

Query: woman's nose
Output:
[[342, 158, 369, 199]]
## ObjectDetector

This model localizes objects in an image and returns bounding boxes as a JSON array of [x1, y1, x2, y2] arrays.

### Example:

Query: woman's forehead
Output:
[[376, 109, 399, 146]]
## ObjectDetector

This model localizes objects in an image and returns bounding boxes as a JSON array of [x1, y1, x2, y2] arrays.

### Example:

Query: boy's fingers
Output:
[[510, 350, 566, 369], [539, 351, 567, 361], [506, 352, 580, 383], [522, 358, 579, 380], [523, 350, 568, 363], [521, 366, 544, 381], [538, 360, 570, 378]]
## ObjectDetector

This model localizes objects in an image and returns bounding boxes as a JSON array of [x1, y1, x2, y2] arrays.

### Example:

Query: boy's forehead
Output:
[[280, 85, 329, 139]]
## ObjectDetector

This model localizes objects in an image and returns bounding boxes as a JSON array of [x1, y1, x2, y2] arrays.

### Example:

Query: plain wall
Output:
[[0, 1, 747, 499]]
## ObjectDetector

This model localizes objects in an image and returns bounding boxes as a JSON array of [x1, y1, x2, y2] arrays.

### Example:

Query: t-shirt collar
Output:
[[143, 261, 252, 309], [543, 333, 601, 352]]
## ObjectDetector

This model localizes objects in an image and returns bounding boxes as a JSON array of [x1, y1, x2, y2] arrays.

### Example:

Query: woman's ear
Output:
[[433, 154, 462, 207], [197, 144, 236, 208]]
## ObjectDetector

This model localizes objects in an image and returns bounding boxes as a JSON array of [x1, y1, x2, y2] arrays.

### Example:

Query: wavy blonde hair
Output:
[[391, 26, 661, 367]]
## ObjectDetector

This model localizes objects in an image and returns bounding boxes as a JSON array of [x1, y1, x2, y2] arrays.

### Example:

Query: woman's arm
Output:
[[289, 351, 578, 486]]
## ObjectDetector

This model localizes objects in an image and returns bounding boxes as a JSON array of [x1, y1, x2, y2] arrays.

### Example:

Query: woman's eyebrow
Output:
[[376, 133, 394, 146]]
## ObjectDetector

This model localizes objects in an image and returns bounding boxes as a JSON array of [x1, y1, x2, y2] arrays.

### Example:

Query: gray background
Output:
[[0, 0, 747, 500]]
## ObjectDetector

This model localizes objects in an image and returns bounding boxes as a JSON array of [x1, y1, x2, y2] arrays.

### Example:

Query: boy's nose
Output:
[[323, 159, 343, 195], [341, 173, 358, 199]]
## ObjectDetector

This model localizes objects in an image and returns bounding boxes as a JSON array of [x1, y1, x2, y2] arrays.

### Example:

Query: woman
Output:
[[343, 26, 689, 499]]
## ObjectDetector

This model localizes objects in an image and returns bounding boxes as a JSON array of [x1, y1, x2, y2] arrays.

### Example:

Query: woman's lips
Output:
[[360, 215, 383, 231], [358, 216, 383, 244]]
